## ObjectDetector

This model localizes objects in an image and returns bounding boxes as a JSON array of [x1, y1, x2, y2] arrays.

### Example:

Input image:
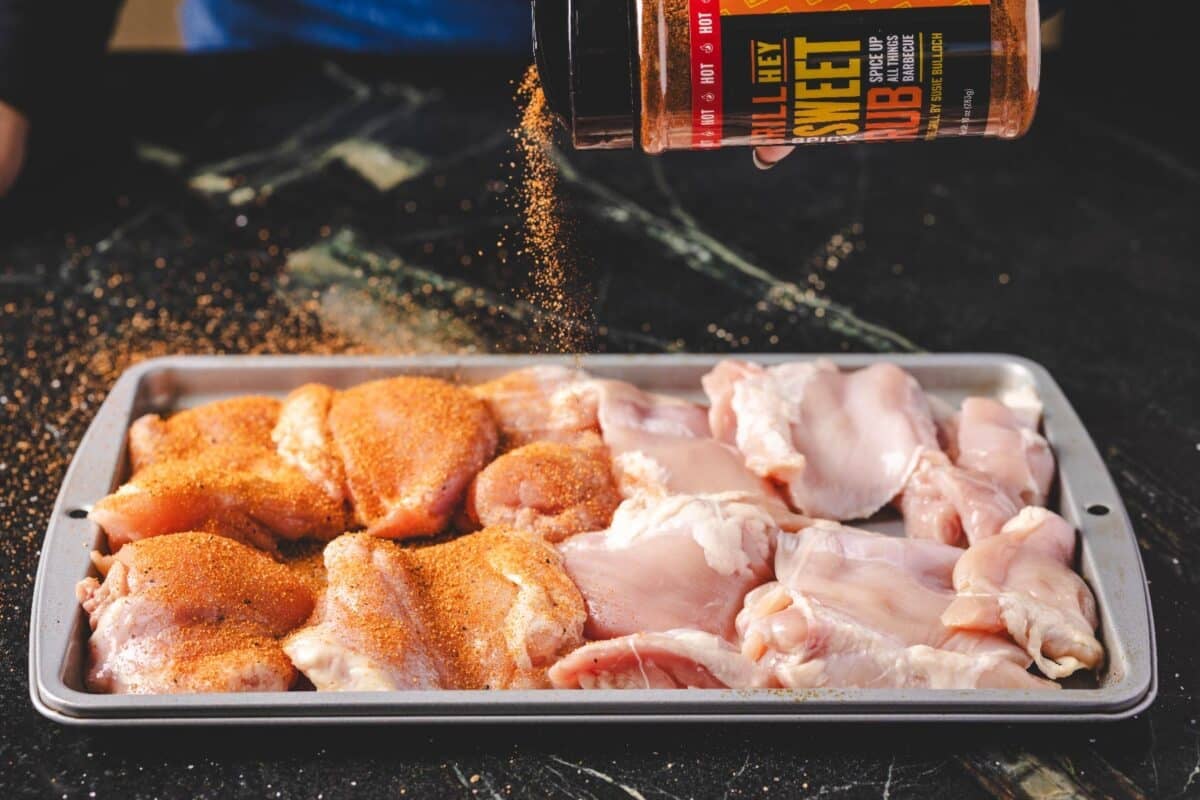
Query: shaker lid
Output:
[[532, 0, 636, 150]]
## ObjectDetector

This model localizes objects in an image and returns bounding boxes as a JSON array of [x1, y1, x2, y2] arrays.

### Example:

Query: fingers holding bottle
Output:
[[0, 101, 30, 197], [753, 145, 794, 171]]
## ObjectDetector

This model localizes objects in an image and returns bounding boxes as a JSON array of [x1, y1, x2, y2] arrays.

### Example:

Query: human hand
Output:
[[0, 101, 30, 197], [753, 145, 794, 171]]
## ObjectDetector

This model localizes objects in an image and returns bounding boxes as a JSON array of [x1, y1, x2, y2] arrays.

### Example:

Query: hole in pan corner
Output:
[[66, 508, 90, 520], [1086, 504, 1111, 517]]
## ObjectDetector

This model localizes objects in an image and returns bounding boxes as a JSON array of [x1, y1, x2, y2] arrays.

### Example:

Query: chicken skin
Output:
[[942, 508, 1104, 679], [329, 377, 498, 539], [76, 532, 314, 694], [466, 441, 621, 542], [472, 366, 598, 450], [703, 360, 939, 521], [128, 396, 281, 475], [89, 445, 349, 553], [284, 528, 586, 691]]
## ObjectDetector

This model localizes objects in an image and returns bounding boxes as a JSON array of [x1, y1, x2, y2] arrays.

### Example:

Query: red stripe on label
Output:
[[689, 0, 724, 149]]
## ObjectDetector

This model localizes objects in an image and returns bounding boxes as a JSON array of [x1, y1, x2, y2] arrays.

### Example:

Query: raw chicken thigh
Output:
[[283, 534, 446, 690], [272, 383, 346, 504], [955, 397, 1055, 507], [127, 396, 281, 474], [942, 507, 1103, 679], [89, 445, 349, 552], [549, 630, 770, 690], [703, 360, 939, 520], [76, 532, 314, 694], [466, 441, 621, 542], [285, 528, 586, 691], [583, 378, 804, 528], [558, 493, 776, 641], [903, 393, 1056, 545], [472, 366, 598, 449], [328, 377, 497, 539], [736, 521, 1052, 690], [898, 454, 1019, 547]]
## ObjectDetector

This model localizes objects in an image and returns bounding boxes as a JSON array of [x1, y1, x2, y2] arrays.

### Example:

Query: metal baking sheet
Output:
[[29, 354, 1157, 725]]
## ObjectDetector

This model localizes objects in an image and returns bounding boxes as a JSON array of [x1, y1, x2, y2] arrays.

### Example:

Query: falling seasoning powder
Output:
[[510, 66, 595, 353], [531, 0, 1041, 152]]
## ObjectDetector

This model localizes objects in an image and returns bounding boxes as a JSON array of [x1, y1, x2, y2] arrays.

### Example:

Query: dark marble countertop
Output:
[[2, 7, 1197, 798]]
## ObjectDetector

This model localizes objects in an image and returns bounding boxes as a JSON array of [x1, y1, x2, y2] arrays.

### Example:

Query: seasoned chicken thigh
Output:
[[942, 508, 1104, 679], [466, 441, 621, 542], [272, 383, 346, 504], [127, 396, 281, 474], [76, 532, 314, 694], [285, 528, 586, 691], [703, 360, 939, 520], [282, 534, 446, 690], [558, 493, 777, 642], [89, 445, 349, 552], [329, 377, 498, 539], [736, 521, 1052, 690]]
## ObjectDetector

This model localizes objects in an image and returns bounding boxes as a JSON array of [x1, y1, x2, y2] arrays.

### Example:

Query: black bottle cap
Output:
[[531, 0, 636, 150]]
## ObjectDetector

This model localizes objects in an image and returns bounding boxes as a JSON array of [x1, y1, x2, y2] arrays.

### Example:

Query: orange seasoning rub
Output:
[[534, 0, 1039, 152]]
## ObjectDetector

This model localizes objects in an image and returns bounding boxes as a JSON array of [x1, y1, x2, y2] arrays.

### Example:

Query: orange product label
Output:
[[719, 0, 989, 15]]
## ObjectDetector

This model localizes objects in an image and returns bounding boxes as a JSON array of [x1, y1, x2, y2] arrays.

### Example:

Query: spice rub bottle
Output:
[[531, 0, 1040, 153]]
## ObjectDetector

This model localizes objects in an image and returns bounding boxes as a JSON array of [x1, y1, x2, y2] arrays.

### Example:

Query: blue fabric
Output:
[[180, 0, 531, 53]]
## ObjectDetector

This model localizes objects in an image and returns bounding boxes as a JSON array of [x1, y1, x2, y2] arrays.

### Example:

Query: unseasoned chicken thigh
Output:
[[583, 378, 804, 528], [76, 532, 314, 694], [956, 397, 1055, 507], [905, 394, 1055, 544], [703, 360, 939, 520], [89, 445, 349, 552], [549, 630, 770, 690], [942, 507, 1103, 679], [329, 377, 498, 539], [737, 521, 1052, 690], [285, 528, 586, 691], [898, 454, 1019, 547], [558, 493, 777, 642], [466, 441, 621, 542], [127, 396, 281, 474]]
